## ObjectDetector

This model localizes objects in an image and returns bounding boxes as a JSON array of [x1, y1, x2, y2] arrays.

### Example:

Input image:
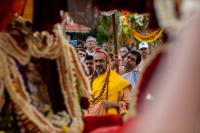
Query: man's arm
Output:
[[102, 85, 131, 114]]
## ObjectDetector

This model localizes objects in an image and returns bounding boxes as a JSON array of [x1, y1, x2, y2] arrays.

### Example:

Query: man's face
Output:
[[118, 47, 129, 57], [84, 59, 94, 74], [78, 50, 86, 59], [76, 44, 83, 52], [102, 43, 108, 51], [86, 38, 97, 50], [124, 53, 137, 70], [94, 52, 107, 75], [119, 56, 125, 67], [139, 47, 149, 58]]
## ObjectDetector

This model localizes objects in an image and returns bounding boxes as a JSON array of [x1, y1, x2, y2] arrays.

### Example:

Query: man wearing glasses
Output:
[[138, 42, 150, 72], [85, 36, 97, 56]]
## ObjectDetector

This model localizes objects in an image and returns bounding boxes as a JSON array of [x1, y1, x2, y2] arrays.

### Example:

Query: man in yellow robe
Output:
[[88, 48, 131, 116]]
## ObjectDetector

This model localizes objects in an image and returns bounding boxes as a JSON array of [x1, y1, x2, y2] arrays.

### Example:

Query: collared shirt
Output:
[[122, 68, 141, 89], [86, 49, 95, 56]]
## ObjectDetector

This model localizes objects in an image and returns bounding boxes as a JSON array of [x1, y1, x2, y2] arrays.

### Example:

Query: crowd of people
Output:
[[71, 36, 151, 116], [1, 0, 200, 132]]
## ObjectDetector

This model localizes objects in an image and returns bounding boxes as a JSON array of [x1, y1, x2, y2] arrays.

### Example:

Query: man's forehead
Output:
[[77, 44, 83, 46], [87, 38, 96, 42], [103, 43, 107, 46], [94, 52, 106, 59], [85, 59, 93, 62], [127, 53, 137, 58], [119, 47, 128, 51]]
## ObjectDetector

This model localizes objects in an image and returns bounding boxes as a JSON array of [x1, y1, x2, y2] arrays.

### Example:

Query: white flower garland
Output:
[[0, 17, 89, 132], [154, 0, 181, 31]]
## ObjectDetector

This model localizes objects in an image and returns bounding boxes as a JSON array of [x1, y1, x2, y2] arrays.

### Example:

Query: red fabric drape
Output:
[[0, 0, 27, 31], [83, 115, 122, 133], [136, 51, 165, 112]]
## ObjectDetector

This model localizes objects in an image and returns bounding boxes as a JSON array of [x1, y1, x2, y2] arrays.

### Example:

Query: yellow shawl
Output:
[[91, 70, 130, 114]]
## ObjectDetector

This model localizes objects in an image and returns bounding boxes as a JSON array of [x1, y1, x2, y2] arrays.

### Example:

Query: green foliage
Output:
[[121, 25, 132, 44], [73, 15, 114, 47], [96, 16, 113, 46]]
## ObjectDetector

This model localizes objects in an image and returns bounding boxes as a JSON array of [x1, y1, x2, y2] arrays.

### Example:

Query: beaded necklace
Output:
[[90, 69, 110, 104]]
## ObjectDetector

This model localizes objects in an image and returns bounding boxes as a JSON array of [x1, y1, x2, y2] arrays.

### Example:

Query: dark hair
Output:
[[77, 40, 84, 47], [84, 55, 93, 61], [125, 50, 141, 65], [78, 48, 86, 53], [121, 45, 132, 52]]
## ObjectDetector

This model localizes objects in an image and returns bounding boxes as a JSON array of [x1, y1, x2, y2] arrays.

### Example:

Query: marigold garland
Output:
[[131, 28, 161, 39], [133, 29, 164, 43], [121, 12, 163, 44]]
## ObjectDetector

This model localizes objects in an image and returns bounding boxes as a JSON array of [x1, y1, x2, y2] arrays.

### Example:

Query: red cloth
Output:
[[0, 0, 27, 31], [136, 51, 165, 112], [89, 117, 139, 133], [118, 117, 139, 133], [90, 126, 121, 133], [83, 115, 123, 133]]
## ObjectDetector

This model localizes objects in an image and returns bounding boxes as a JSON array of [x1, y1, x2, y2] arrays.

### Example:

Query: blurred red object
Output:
[[0, 0, 27, 31], [93, 0, 146, 13], [83, 115, 123, 133]]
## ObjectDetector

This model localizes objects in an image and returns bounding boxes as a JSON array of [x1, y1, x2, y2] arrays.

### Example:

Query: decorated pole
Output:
[[112, 12, 119, 73], [100, 10, 119, 73], [107, 29, 110, 51]]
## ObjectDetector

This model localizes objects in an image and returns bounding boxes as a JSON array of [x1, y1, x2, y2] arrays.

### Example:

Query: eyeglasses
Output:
[[86, 40, 96, 43], [140, 48, 147, 51], [126, 55, 136, 62], [78, 53, 86, 56]]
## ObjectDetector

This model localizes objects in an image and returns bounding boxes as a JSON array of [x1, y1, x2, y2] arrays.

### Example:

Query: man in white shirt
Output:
[[85, 36, 97, 56], [138, 42, 150, 72], [122, 50, 141, 89]]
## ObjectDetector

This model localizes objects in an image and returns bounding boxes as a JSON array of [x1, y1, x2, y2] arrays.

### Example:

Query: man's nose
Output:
[[126, 58, 130, 62], [124, 60, 128, 64]]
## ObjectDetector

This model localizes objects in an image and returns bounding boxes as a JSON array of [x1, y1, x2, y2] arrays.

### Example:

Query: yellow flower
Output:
[[62, 125, 70, 132]]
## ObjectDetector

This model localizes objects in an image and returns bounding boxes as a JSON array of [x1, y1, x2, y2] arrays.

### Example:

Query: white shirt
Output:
[[86, 49, 95, 56], [122, 68, 141, 89]]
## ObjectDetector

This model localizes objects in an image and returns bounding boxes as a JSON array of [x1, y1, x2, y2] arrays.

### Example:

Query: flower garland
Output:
[[120, 11, 163, 44], [0, 33, 31, 65], [90, 69, 110, 104], [133, 29, 163, 43], [131, 28, 161, 39], [0, 16, 90, 133]]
